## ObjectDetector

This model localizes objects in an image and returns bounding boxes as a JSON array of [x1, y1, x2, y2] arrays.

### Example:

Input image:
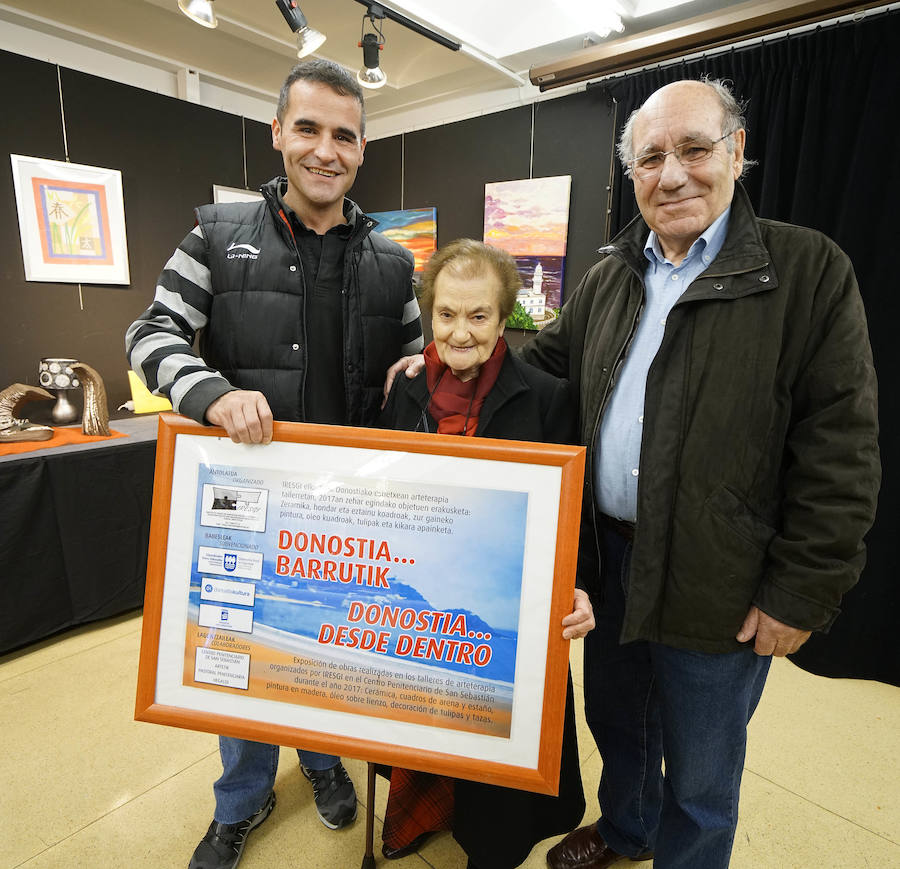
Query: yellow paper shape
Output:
[[127, 370, 172, 413]]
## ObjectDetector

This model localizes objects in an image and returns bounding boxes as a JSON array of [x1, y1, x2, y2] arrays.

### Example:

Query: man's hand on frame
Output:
[[206, 390, 274, 445], [562, 589, 595, 640]]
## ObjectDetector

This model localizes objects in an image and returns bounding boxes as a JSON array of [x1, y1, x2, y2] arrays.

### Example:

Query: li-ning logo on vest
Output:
[[226, 242, 261, 260]]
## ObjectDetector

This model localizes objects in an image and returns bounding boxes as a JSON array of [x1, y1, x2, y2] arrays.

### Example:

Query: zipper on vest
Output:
[[278, 209, 309, 422]]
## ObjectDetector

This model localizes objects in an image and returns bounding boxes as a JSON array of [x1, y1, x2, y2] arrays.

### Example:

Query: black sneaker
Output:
[[188, 791, 275, 869], [300, 761, 358, 829]]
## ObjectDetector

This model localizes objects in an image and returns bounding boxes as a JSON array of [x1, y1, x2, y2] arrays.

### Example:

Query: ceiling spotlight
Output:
[[592, 10, 625, 39], [178, 0, 217, 29], [275, 0, 326, 58], [357, 13, 387, 90]]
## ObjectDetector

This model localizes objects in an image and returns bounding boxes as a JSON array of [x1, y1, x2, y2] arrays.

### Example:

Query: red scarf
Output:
[[423, 338, 507, 436]]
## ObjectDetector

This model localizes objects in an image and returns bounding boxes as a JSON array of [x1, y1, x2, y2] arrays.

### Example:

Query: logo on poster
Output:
[[224, 553, 237, 572]]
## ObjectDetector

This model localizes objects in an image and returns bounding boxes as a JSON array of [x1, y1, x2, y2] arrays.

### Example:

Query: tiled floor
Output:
[[2, 611, 897, 868]]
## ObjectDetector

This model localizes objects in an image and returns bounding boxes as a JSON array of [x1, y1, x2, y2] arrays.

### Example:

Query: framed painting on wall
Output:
[[483, 176, 572, 330], [136, 414, 586, 794], [368, 207, 437, 275], [10, 154, 130, 285]]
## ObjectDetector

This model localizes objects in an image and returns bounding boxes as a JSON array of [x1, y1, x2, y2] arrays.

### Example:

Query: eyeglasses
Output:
[[629, 132, 733, 180]]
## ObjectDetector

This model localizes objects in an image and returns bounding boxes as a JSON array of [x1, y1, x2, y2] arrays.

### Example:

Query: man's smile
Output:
[[306, 166, 339, 177], [657, 196, 698, 208]]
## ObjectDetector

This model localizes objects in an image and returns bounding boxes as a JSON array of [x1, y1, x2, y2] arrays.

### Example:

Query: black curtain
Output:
[[593, 9, 899, 686]]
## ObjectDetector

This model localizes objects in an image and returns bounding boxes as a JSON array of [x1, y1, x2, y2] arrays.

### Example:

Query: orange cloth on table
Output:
[[0, 427, 127, 457]]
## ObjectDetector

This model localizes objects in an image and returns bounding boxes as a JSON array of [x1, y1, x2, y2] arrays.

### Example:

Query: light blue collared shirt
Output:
[[595, 207, 731, 521]]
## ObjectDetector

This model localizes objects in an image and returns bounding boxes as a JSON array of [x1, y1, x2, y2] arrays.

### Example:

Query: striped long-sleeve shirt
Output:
[[126, 224, 233, 421]]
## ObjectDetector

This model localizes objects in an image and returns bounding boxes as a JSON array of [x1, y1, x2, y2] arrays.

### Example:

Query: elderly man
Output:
[[514, 79, 880, 868], [127, 59, 422, 869]]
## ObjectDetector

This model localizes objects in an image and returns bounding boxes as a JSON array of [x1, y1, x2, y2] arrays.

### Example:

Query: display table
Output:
[[0, 416, 158, 654]]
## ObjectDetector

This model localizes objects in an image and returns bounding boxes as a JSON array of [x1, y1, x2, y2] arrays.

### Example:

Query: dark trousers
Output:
[[583, 525, 771, 869]]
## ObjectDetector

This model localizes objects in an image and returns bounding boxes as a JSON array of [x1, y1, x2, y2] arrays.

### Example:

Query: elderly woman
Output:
[[379, 239, 594, 869]]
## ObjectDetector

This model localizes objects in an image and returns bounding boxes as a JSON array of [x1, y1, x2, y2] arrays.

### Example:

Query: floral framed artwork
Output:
[[10, 154, 130, 285]]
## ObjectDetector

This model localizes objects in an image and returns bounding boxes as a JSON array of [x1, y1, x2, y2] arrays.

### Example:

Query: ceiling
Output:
[[0, 0, 787, 133]]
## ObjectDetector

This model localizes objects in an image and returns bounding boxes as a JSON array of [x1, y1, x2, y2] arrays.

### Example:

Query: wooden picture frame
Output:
[[10, 154, 130, 284], [212, 184, 264, 204], [136, 414, 585, 795]]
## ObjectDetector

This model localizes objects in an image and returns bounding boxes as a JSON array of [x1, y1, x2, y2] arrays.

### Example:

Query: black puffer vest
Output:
[[195, 179, 415, 425]]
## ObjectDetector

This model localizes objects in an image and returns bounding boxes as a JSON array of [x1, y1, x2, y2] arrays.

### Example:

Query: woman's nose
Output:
[[451, 320, 469, 339]]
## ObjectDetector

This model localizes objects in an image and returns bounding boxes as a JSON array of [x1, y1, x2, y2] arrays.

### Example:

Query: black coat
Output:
[[379, 347, 575, 444], [379, 349, 585, 868], [520, 184, 880, 650]]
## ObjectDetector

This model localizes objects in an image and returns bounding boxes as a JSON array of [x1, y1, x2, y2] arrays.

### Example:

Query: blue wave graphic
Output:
[[191, 570, 518, 683]]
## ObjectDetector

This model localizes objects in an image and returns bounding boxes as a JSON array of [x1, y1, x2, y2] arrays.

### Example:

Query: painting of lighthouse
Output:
[[483, 175, 572, 329]]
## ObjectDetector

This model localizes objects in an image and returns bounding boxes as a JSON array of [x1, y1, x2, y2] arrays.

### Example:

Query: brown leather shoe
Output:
[[546, 824, 653, 869]]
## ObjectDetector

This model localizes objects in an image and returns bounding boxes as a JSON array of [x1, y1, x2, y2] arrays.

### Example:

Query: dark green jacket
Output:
[[521, 184, 880, 652]]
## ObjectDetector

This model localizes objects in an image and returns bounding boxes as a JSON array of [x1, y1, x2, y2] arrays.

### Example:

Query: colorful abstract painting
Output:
[[483, 176, 572, 329], [368, 207, 437, 274], [10, 154, 130, 284]]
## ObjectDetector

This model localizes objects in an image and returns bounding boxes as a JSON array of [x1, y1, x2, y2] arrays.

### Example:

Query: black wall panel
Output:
[[0, 50, 67, 410], [404, 107, 532, 247], [245, 116, 283, 191], [350, 135, 403, 213], [60, 68, 244, 418], [0, 63, 247, 418], [533, 88, 618, 303]]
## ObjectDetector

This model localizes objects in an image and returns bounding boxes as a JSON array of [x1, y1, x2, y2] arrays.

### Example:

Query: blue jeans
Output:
[[213, 738, 339, 823], [584, 525, 771, 869]]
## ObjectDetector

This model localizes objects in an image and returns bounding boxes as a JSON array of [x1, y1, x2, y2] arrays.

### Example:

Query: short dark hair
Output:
[[276, 59, 366, 138], [419, 239, 522, 321]]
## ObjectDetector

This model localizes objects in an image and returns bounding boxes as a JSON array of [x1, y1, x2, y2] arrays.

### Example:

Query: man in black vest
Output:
[[127, 59, 423, 869]]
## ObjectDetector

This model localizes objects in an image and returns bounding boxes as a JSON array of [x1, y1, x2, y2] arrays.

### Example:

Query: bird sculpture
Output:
[[0, 383, 54, 443], [73, 362, 111, 436]]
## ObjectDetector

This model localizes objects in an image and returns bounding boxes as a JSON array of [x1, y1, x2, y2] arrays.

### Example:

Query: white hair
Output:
[[618, 77, 755, 178]]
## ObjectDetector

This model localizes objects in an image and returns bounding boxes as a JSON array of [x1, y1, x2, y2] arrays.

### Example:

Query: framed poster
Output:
[[136, 414, 585, 794], [10, 154, 130, 284], [212, 184, 264, 204]]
